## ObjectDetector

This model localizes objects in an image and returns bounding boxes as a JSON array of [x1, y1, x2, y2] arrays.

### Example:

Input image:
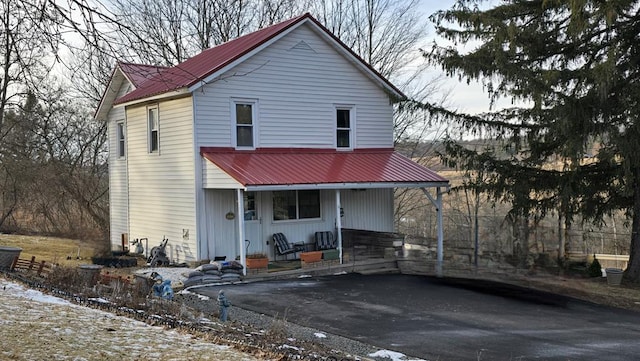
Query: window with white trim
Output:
[[233, 100, 256, 148], [273, 190, 320, 221], [116, 122, 125, 158], [336, 106, 353, 149], [148, 105, 159, 153]]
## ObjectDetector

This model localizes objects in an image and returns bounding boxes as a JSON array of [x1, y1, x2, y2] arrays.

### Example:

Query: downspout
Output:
[[422, 187, 445, 277], [336, 189, 343, 264], [237, 188, 246, 276]]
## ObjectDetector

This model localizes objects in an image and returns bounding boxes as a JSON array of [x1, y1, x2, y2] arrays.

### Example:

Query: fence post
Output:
[[28, 256, 36, 271], [37, 260, 46, 276]]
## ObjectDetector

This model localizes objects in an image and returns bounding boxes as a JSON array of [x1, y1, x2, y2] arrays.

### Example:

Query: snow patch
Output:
[[2, 280, 72, 306], [369, 349, 426, 361], [279, 344, 300, 351], [314, 332, 327, 338]]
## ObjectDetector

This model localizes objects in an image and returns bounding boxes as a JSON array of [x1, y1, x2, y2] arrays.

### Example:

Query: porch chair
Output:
[[272, 233, 305, 260], [314, 231, 337, 250]]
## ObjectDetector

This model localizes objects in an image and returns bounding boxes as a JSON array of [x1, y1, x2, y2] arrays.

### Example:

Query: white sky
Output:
[[420, 0, 508, 115]]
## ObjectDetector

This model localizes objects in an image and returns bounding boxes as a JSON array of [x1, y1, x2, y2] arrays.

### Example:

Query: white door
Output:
[[243, 191, 264, 255]]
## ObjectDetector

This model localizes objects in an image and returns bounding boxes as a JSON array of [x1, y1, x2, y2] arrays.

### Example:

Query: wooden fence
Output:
[[11, 256, 53, 277]]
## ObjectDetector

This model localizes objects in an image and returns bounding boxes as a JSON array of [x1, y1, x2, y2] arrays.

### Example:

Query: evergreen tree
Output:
[[423, 1, 640, 281]]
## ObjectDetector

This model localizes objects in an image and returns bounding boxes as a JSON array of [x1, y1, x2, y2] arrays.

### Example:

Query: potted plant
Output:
[[301, 251, 323, 263], [246, 253, 269, 269]]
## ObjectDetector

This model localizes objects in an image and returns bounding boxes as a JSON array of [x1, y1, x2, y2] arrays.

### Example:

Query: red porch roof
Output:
[[201, 148, 448, 189]]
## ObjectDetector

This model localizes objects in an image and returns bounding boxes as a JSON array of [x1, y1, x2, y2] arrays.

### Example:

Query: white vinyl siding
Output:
[[194, 24, 393, 149], [202, 158, 243, 189], [107, 80, 131, 249], [125, 96, 197, 262], [340, 188, 394, 232], [204, 189, 238, 261]]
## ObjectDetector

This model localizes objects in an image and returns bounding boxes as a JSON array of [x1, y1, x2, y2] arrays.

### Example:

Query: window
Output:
[[116, 122, 125, 158], [336, 107, 353, 148], [233, 100, 256, 148], [148, 105, 159, 153], [244, 191, 258, 221], [273, 190, 320, 221]]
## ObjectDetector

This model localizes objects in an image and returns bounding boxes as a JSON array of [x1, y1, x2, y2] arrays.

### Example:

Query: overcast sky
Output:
[[420, 0, 507, 115]]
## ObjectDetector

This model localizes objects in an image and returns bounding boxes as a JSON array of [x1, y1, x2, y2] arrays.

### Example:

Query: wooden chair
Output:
[[272, 233, 304, 260]]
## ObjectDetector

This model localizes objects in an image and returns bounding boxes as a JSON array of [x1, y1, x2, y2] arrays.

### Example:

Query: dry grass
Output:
[[0, 233, 109, 266]]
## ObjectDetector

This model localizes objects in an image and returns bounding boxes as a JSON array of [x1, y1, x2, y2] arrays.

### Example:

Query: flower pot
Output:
[[322, 249, 340, 261], [78, 264, 103, 286], [301, 251, 322, 263], [605, 268, 624, 286], [246, 257, 268, 269], [0, 246, 22, 270]]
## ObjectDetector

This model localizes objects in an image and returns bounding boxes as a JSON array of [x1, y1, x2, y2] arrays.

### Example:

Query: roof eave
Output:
[[246, 181, 449, 192], [114, 88, 191, 108], [94, 67, 124, 121]]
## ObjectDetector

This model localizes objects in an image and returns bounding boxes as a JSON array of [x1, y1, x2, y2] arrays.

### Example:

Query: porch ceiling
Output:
[[200, 147, 449, 190]]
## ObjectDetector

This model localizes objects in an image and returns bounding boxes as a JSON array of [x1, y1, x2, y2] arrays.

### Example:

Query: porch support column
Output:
[[335, 189, 343, 264], [237, 188, 246, 276], [422, 187, 444, 278]]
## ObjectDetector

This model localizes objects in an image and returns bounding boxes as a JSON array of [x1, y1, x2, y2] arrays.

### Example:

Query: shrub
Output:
[[587, 255, 602, 278]]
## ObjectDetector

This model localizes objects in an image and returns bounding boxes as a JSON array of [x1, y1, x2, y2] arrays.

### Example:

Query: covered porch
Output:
[[199, 147, 449, 275]]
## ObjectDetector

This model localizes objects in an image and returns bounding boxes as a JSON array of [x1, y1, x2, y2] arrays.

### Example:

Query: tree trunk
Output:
[[625, 179, 640, 283]]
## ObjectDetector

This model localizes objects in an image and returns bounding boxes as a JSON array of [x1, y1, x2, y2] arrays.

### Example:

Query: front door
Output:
[[243, 191, 264, 255]]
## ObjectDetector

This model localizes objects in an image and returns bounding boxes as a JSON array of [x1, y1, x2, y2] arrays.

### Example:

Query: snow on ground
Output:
[[368, 350, 427, 361], [0, 276, 259, 361]]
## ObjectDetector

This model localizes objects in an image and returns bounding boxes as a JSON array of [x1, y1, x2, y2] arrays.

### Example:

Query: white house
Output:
[[95, 13, 449, 269]]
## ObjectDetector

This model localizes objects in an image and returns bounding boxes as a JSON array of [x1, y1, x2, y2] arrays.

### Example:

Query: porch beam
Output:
[[237, 188, 246, 276], [336, 189, 343, 264], [422, 187, 444, 277], [246, 181, 449, 192]]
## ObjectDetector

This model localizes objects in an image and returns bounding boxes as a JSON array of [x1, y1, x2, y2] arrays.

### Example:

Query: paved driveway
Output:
[[196, 273, 640, 360]]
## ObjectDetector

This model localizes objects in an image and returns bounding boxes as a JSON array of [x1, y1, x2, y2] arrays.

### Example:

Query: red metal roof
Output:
[[114, 14, 308, 105], [113, 13, 404, 105], [201, 148, 448, 188], [118, 62, 169, 88]]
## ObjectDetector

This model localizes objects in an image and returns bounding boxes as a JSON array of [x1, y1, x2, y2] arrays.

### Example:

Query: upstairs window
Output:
[[336, 107, 353, 149], [148, 105, 159, 153], [116, 122, 125, 158], [233, 100, 257, 148], [273, 190, 320, 221]]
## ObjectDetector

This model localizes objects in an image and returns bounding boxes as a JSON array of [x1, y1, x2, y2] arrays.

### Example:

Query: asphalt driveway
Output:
[[196, 273, 640, 360]]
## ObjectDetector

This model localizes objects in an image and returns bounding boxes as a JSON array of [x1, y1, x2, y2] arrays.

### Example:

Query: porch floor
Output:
[[245, 257, 399, 280]]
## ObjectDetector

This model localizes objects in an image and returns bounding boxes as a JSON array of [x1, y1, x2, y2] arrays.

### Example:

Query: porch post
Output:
[[237, 188, 246, 276], [335, 189, 343, 264], [436, 187, 444, 277], [422, 187, 445, 278]]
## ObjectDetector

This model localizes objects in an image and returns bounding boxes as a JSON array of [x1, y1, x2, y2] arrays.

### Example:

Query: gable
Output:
[[192, 23, 397, 149], [111, 13, 404, 107], [94, 63, 168, 121]]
